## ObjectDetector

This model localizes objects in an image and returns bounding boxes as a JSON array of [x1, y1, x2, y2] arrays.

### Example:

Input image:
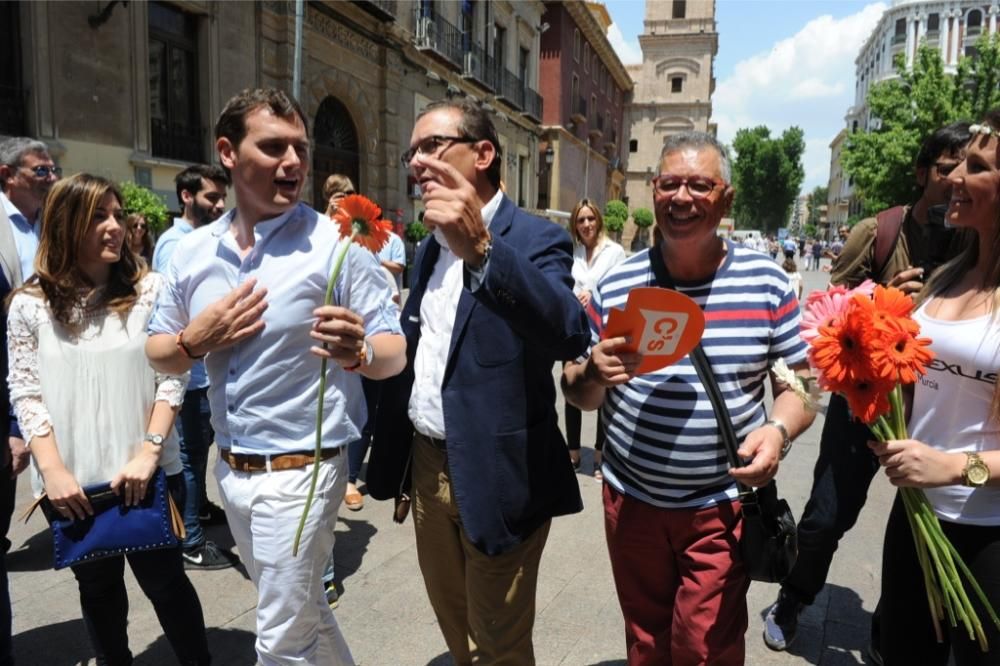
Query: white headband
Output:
[[969, 123, 995, 136]]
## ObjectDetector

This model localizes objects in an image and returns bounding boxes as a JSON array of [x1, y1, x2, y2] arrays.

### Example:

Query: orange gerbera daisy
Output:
[[809, 308, 874, 386], [853, 285, 918, 332], [868, 319, 935, 384], [332, 194, 393, 253], [843, 373, 895, 423]]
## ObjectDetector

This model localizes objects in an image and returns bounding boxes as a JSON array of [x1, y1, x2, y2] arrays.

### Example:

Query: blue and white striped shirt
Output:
[[587, 241, 807, 509]]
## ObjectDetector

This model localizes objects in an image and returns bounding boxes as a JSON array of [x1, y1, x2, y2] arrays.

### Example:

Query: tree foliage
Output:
[[807, 185, 829, 227], [731, 126, 806, 233], [605, 200, 628, 220], [632, 207, 654, 228], [604, 200, 627, 234], [119, 182, 170, 235], [842, 35, 1000, 216]]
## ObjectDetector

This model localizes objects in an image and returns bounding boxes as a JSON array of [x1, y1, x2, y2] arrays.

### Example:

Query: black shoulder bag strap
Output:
[[647, 242, 797, 582], [647, 241, 754, 499]]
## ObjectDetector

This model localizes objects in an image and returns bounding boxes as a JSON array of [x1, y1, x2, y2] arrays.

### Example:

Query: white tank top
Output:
[[910, 303, 1000, 525]]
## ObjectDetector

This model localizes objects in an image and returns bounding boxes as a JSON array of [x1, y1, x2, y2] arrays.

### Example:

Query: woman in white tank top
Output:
[[868, 116, 1000, 665], [7, 174, 210, 664]]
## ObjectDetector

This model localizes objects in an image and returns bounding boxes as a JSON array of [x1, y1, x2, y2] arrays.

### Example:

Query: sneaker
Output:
[[183, 541, 237, 570], [763, 590, 804, 651], [198, 501, 228, 525], [325, 581, 339, 609]]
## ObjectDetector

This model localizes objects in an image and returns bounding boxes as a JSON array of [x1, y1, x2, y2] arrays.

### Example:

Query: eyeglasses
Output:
[[933, 161, 960, 176], [401, 135, 477, 167], [20, 165, 62, 179], [651, 174, 724, 199]]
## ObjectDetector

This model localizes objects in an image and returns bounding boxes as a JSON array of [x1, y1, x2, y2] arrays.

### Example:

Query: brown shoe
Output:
[[344, 491, 364, 511]]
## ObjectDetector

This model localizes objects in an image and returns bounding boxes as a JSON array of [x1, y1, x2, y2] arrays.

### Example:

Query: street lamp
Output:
[[539, 144, 555, 210]]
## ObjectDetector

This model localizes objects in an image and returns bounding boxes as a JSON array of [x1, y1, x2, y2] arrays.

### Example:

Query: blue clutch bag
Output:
[[27, 468, 184, 570]]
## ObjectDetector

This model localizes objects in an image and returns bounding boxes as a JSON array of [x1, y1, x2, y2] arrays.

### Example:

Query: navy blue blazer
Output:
[[368, 196, 590, 556]]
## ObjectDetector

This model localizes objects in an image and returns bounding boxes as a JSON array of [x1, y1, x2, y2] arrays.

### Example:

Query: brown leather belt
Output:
[[414, 432, 447, 450], [220, 447, 341, 473]]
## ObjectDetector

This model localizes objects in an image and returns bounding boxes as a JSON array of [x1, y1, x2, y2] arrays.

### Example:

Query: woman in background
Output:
[[125, 213, 153, 264], [565, 199, 625, 480]]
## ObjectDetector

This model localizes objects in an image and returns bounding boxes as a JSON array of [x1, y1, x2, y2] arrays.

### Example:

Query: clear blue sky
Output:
[[605, 1, 888, 191]]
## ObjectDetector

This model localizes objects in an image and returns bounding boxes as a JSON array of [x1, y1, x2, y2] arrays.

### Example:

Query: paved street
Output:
[[6, 259, 891, 665]]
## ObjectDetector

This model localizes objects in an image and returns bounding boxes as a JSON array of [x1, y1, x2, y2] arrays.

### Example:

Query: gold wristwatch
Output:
[[961, 452, 990, 488]]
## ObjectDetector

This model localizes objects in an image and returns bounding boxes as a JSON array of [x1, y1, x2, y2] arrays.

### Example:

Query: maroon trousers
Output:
[[603, 483, 749, 666]]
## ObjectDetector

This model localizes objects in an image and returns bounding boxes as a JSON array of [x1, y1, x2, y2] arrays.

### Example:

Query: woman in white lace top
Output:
[[7, 174, 210, 665]]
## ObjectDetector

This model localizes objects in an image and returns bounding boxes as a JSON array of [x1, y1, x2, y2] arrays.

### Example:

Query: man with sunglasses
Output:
[[368, 99, 589, 664], [563, 131, 815, 665], [0, 135, 59, 665], [762, 121, 973, 662], [0, 137, 61, 282]]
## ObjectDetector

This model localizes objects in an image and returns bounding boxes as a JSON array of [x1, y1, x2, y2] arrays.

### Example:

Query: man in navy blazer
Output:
[[368, 100, 589, 663]]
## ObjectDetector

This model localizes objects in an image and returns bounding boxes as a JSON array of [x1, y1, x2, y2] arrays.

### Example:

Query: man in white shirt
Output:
[[368, 100, 589, 664], [146, 88, 406, 666], [0, 137, 60, 281], [152, 164, 233, 571], [376, 230, 405, 292], [0, 135, 59, 666]]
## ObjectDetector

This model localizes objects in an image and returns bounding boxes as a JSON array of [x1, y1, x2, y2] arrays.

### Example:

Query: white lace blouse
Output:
[[7, 272, 187, 496]]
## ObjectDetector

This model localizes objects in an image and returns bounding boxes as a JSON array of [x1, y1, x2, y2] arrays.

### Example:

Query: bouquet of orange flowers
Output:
[[293, 195, 393, 556], [796, 281, 1000, 650]]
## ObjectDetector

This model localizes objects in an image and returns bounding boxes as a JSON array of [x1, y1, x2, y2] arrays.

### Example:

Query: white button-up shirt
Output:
[[408, 190, 503, 440], [149, 202, 401, 454], [571, 236, 627, 296], [1, 191, 39, 281]]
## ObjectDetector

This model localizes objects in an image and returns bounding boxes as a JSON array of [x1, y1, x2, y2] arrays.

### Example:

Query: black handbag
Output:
[[646, 241, 797, 583], [690, 344, 799, 583], [24, 467, 185, 570]]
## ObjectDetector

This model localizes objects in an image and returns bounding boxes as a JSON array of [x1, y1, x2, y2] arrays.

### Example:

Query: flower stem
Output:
[[292, 230, 357, 557]]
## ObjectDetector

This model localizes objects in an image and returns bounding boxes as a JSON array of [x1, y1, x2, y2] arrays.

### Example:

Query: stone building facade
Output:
[[536, 1, 632, 216], [624, 0, 718, 235], [1, 0, 546, 227], [850, 0, 1000, 133]]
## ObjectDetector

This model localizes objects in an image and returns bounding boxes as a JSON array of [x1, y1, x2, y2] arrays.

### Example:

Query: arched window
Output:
[[313, 96, 360, 207]]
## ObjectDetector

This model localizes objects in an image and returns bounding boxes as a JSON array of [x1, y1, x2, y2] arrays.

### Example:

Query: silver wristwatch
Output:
[[765, 419, 792, 460], [143, 433, 165, 447]]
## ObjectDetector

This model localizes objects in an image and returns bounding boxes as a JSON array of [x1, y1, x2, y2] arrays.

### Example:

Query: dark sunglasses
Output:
[[21, 165, 62, 178]]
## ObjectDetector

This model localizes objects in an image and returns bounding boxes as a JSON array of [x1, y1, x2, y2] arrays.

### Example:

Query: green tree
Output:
[[632, 207, 654, 228], [731, 126, 806, 233], [604, 200, 627, 236], [605, 200, 628, 220], [119, 182, 170, 235], [807, 185, 828, 227], [803, 223, 818, 239], [842, 34, 1000, 216]]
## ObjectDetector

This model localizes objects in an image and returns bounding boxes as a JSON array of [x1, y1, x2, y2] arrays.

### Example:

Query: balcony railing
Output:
[[414, 11, 464, 68], [151, 118, 204, 163], [462, 41, 496, 90], [0, 84, 26, 136], [523, 88, 543, 122], [892, 32, 906, 45], [496, 68, 525, 110]]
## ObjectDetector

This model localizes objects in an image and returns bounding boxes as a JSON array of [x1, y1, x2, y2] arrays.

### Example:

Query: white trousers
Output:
[[215, 454, 354, 666]]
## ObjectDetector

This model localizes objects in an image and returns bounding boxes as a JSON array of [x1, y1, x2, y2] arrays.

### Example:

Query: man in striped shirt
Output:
[[562, 131, 815, 665]]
